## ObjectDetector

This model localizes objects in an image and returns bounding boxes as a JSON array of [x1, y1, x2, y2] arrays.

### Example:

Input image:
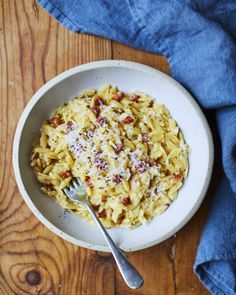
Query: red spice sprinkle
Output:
[[94, 97, 104, 106], [142, 133, 149, 142], [113, 91, 124, 102], [59, 171, 71, 179], [48, 117, 62, 128], [123, 116, 134, 124], [92, 204, 100, 211], [102, 195, 107, 202], [91, 106, 100, 117], [135, 161, 149, 172], [111, 174, 122, 183], [85, 176, 93, 187], [122, 197, 131, 206], [129, 94, 140, 101], [114, 145, 123, 154], [80, 95, 86, 99], [67, 121, 73, 129], [92, 155, 107, 170], [98, 209, 107, 218], [96, 117, 108, 126]]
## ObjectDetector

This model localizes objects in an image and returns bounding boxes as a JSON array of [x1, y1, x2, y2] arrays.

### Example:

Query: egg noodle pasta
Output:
[[30, 85, 189, 228]]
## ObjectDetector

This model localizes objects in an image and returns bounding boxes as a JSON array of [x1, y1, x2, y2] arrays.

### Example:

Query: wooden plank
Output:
[[175, 208, 211, 295], [175, 165, 217, 295], [0, 1, 114, 294], [112, 41, 170, 74]]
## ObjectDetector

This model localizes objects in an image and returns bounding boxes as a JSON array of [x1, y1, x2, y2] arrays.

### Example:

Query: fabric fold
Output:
[[195, 177, 236, 294]]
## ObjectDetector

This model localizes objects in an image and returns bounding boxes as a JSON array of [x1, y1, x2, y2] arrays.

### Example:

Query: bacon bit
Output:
[[59, 171, 71, 179], [85, 176, 93, 187], [122, 197, 131, 206], [96, 117, 108, 126], [48, 117, 62, 128], [129, 94, 140, 101], [111, 174, 122, 183], [94, 97, 104, 106], [51, 159, 59, 164], [98, 209, 107, 218], [123, 116, 134, 124], [114, 145, 123, 154], [80, 95, 86, 99], [174, 172, 183, 181], [92, 204, 100, 211], [102, 195, 107, 202], [113, 91, 124, 102], [135, 161, 149, 172], [91, 106, 100, 117], [142, 133, 149, 142]]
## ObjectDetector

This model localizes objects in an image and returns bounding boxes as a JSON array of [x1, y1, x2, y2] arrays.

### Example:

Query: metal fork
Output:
[[63, 177, 144, 289]]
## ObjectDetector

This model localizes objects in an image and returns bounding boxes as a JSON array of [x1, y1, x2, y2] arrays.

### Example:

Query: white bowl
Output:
[[13, 60, 214, 252]]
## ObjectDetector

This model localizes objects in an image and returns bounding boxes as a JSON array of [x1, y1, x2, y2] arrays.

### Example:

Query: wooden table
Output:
[[0, 1, 212, 294]]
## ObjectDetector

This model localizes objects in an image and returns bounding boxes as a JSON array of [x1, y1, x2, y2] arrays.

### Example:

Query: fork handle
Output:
[[86, 204, 144, 289]]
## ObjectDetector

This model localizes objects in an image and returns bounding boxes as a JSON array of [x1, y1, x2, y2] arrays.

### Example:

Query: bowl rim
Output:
[[12, 60, 214, 252]]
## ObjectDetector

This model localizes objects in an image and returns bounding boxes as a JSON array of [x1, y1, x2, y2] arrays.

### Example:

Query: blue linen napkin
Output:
[[37, 0, 236, 293]]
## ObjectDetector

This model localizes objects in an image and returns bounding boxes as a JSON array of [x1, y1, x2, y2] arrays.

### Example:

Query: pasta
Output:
[[30, 85, 189, 228]]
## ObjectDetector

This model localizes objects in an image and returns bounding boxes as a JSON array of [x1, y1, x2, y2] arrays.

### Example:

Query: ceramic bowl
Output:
[[13, 60, 214, 252]]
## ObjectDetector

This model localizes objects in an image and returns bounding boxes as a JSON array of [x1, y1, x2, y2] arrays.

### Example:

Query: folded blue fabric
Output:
[[37, 0, 236, 293]]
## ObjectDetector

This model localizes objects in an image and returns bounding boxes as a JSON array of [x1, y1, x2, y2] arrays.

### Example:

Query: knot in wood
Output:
[[25, 270, 41, 286]]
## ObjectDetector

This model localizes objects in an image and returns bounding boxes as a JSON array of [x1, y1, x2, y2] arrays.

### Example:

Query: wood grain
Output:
[[0, 1, 210, 294]]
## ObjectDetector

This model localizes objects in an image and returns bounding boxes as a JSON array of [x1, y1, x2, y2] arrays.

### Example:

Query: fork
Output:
[[63, 177, 144, 289]]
